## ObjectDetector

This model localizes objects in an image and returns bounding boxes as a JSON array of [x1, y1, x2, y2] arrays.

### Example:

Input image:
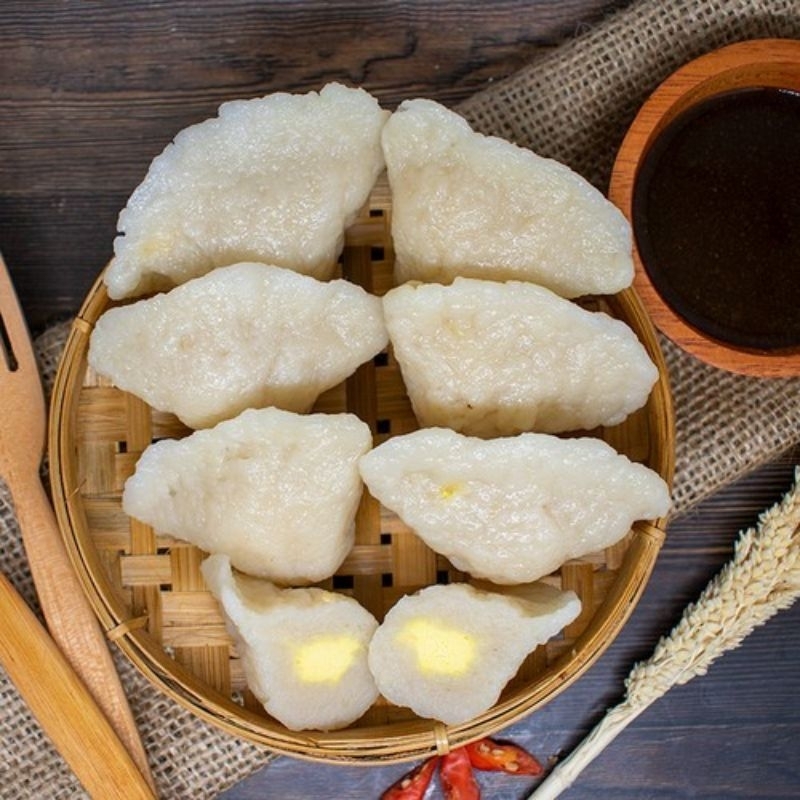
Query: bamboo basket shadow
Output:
[[47, 177, 675, 764]]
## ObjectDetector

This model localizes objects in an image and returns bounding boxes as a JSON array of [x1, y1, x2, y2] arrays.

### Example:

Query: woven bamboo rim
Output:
[[609, 38, 800, 377], [48, 175, 675, 764]]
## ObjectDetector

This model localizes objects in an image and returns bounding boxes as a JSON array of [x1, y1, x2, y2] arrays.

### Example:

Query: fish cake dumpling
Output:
[[383, 277, 658, 437], [368, 582, 581, 725], [202, 554, 379, 731], [89, 262, 388, 429], [359, 428, 671, 584], [382, 98, 633, 297], [106, 82, 389, 299], [124, 407, 371, 584]]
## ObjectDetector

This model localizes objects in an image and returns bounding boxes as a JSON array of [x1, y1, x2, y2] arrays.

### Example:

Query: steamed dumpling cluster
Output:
[[379, 98, 658, 439], [88, 84, 396, 732], [86, 82, 672, 733], [368, 582, 581, 725], [106, 82, 389, 299], [382, 278, 658, 437], [382, 98, 634, 297], [202, 555, 582, 730], [89, 262, 387, 429], [201, 554, 379, 731], [122, 407, 371, 585], [360, 428, 671, 585]]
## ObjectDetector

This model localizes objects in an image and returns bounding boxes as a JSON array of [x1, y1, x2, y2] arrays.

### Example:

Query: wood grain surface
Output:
[[2, 3, 799, 799], [0, 0, 627, 329]]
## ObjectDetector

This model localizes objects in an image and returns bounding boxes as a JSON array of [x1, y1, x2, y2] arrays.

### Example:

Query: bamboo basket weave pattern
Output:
[[49, 178, 674, 763]]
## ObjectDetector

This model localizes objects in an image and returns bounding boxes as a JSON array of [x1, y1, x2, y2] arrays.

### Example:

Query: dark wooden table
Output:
[[2, 3, 798, 799]]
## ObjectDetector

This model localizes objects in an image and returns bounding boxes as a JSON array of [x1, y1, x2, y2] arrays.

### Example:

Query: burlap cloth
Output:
[[2, 0, 799, 797]]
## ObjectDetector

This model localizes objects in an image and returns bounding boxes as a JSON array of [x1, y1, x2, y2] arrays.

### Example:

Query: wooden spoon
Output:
[[0, 251, 157, 798], [0, 572, 157, 799]]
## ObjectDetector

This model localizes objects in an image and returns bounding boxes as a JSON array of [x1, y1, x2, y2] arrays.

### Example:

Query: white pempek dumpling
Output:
[[382, 98, 633, 297], [368, 582, 581, 725], [383, 277, 658, 437], [89, 262, 388, 429], [106, 82, 389, 299], [359, 427, 671, 585], [201, 554, 379, 731], [123, 407, 372, 584]]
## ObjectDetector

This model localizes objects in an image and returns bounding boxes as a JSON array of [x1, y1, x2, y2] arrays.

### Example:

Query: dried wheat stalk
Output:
[[530, 468, 800, 799]]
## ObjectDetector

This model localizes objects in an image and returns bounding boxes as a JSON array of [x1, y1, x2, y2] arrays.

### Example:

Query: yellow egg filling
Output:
[[397, 618, 476, 676], [438, 482, 462, 500], [137, 235, 174, 260], [294, 635, 361, 683]]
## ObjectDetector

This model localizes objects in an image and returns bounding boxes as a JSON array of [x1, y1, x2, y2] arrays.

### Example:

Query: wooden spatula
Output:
[[0, 251, 157, 798]]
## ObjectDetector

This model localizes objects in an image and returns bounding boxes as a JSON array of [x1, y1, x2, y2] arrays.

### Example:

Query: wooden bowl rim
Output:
[[609, 38, 800, 377]]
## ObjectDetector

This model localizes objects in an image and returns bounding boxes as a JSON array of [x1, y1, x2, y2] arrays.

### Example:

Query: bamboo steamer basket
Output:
[[48, 174, 675, 764]]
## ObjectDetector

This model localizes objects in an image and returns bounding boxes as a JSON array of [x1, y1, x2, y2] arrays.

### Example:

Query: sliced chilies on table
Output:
[[381, 756, 438, 800], [465, 738, 544, 775], [380, 737, 543, 798], [440, 748, 481, 800]]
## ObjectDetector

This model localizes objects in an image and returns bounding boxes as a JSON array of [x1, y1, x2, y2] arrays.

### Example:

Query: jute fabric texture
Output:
[[2, 1, 799, 796]]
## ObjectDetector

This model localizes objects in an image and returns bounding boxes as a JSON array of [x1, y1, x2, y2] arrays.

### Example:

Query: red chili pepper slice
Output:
[[381, 756, 438, 800], [464, 737, 543, 776], [440, 747, 481, 800]]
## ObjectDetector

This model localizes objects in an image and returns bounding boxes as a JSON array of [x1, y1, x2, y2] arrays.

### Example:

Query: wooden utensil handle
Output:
[[0, 570, 156, 799], [13, 472, 156, 793]]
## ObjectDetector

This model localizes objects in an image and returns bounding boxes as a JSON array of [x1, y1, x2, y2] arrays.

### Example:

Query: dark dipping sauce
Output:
[[632, 87, 800, 351]]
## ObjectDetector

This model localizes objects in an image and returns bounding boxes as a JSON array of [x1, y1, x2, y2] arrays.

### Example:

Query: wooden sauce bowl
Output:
[[609, 39, 800, 377]]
